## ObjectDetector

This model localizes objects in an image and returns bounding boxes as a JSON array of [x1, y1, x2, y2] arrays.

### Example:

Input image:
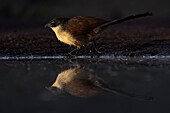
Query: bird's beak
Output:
[[44, 23, 51, 28]]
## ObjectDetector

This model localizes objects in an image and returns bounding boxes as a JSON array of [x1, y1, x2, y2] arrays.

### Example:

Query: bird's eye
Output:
[[51, 21, 56, 27], [51, 21, 55, 24]]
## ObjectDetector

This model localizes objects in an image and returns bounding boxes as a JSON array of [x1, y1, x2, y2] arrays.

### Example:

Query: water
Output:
[[1, 55, 170, 60], [0, 57, 170, 113]]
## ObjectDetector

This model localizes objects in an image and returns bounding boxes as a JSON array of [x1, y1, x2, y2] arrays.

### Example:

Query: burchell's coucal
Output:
[[46, 65, 153, 100], [45, 12, 152, 55]]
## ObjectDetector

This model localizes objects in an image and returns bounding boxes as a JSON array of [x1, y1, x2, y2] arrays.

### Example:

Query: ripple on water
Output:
[[0, 55, 170, 60]]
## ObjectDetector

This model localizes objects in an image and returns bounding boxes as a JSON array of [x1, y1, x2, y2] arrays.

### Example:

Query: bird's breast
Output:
[[51, 26, 78, 47]]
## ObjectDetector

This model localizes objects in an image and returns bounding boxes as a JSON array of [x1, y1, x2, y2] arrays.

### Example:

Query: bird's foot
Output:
[[67, 52, 76, 57], [67, 48, 79, 57], [95, 48, 102, 54]]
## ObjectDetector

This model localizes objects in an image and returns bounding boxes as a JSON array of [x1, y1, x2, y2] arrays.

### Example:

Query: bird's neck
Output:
[[51, 25, 63, 36], [50, 25, 79, 47]]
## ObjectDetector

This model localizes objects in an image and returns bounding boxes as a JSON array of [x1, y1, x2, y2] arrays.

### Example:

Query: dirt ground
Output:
[[0, 20, 170, 56]]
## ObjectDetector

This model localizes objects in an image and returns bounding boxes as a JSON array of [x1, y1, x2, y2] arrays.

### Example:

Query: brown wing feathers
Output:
[[63, 16, 107, 36]]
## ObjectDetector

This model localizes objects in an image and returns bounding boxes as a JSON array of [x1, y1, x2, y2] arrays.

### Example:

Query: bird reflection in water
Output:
[[47, 65, 153, 101]]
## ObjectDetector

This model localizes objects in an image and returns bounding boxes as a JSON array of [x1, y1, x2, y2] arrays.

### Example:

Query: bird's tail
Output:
[[99, 86, 153, 101], [91, 12, 152, 35]]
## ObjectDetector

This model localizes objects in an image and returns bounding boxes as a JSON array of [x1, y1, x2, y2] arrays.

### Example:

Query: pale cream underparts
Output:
[[51, 67, 79, 89], [51, 26, 79, 47]]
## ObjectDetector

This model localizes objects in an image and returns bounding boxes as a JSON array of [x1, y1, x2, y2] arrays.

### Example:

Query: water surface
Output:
[[0, 57, 170, 113]]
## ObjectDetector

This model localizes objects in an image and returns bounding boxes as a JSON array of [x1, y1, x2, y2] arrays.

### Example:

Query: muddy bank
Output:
[[0, 21, 170, 56]]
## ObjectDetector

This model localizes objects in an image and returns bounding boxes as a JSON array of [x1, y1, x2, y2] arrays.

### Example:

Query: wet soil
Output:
[[0, 20, 170, 56]]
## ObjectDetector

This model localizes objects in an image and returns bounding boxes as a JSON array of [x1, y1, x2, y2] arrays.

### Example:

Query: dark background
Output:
[[0, 0, 170, 22]]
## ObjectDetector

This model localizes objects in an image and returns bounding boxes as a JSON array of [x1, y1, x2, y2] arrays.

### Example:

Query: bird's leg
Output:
[[92, 39, 102, 54], [68, 47, 79, 56]]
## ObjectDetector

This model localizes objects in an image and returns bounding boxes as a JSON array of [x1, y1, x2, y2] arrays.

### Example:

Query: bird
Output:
[[45, 12, 152, 55], [46, 65, 153, 100]]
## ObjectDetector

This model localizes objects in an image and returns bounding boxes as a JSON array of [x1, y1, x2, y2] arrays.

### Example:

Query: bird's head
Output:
[[45, 17, 69, 28]]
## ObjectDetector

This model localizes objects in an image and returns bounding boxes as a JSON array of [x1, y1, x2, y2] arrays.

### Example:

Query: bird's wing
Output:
[[63, 16, 107, 36]]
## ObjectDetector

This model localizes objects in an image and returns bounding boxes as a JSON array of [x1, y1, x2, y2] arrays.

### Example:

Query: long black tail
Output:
[[99, 86, 153, 101], [92, 12, 152, 34]]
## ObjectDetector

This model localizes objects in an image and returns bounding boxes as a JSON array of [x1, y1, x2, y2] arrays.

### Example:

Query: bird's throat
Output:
[[51, 26, 78, 47]]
